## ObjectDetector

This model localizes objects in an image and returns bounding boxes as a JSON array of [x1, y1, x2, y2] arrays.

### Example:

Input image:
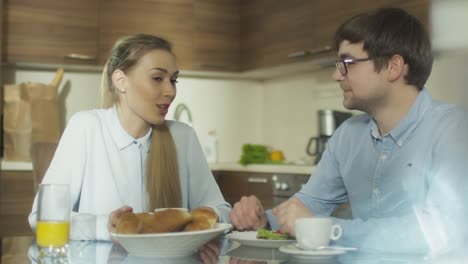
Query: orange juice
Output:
[[36, 221, 70, 247]]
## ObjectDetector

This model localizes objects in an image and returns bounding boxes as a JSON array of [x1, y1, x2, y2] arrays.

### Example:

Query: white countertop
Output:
[[209, 162, 314, 175], [1, 160, 315, 175], [1, 160, 33, 171]]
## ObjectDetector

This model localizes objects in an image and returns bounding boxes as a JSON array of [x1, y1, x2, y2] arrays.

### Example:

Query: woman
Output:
[[28, 34, 231, 242]]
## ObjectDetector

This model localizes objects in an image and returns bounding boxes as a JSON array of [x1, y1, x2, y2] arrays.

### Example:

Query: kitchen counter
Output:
[[1, 160, 33, 171], [0, 160, 315, 175], [210, 162, 314, 175]]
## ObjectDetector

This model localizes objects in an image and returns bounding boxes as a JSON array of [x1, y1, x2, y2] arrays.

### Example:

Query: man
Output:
[[230, 8, 468, 254]]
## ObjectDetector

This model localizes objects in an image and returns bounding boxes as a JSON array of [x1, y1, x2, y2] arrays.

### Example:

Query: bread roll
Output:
[[135, 212, 158, 234], [142, 209, 193, 233], [184, 208, 218, 231], [116, 212, 143, 234]]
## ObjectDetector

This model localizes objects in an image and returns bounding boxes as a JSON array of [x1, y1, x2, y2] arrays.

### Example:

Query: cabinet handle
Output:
[[248, 177, 268, 183], [64, 53, 97, 61], [287, 45, 332, 59]]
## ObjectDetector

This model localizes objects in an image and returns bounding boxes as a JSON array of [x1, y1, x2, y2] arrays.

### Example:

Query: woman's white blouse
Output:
[[28, 107, 231, 241]]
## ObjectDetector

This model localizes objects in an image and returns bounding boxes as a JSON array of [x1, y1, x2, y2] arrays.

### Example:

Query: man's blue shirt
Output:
[[269, 89, 468, 254]]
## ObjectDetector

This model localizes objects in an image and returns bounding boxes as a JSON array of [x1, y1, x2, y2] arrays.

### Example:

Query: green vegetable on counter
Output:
[[239, 144, 270, 165], [256, 228, 293, 240]]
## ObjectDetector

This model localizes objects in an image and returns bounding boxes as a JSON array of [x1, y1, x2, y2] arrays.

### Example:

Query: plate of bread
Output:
[[110, 208, 232, 257]]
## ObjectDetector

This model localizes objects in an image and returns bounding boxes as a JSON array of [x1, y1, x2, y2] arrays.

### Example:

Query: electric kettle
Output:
[[306, 110, 352, 164]]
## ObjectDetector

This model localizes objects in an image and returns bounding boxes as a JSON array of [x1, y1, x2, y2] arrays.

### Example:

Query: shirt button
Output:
[[133, 141, 138, 144], [397, 140, 403, 146], [380, 154, 388, 160], [373, 188, 380, 195]]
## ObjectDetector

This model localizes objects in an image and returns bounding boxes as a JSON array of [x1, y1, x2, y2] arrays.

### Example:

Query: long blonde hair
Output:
[[101, 34, 182, 210]]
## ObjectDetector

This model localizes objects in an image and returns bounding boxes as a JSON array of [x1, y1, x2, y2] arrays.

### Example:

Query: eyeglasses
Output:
[[335, 57, 378, 76]]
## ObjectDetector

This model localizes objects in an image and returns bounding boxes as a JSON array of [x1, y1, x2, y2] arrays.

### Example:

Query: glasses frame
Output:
[[335, 57, 378, 76]]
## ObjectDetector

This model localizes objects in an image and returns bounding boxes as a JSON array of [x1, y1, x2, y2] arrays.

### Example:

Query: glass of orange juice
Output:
[[37, 184, 71, 260]]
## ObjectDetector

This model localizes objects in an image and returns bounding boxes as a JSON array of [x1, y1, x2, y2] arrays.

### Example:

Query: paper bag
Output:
[[3, 69, 64, 161]]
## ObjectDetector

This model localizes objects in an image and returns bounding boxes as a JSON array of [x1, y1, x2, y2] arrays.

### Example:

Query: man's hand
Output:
[[230, 195, 267, 230], [272, 197, 313, 236]]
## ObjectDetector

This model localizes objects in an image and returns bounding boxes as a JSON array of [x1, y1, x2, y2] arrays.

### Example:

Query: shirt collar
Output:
[[107, 106, 152, 151], [370, 88, 433, 146]]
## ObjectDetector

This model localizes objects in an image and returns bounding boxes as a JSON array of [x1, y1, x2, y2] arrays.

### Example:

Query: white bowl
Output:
[[110, 223, 232, 257]]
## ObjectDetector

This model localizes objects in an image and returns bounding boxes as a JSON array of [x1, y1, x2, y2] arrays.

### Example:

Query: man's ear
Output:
[[387, 54, 407, 82], [111, 69, 127, 93]]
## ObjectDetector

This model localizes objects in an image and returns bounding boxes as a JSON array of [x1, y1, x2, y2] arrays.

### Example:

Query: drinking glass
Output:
[[36, 184, 71, 261]]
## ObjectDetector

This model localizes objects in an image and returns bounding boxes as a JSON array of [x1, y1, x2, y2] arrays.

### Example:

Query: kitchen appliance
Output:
[[272, 173, 309, 206], [306, 110, 352, 164]]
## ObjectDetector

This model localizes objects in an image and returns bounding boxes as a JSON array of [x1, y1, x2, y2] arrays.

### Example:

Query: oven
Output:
[[271, 173, 310, 207]]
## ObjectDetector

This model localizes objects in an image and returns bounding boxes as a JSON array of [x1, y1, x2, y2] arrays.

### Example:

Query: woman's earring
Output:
[[120, 89, 126, 93]]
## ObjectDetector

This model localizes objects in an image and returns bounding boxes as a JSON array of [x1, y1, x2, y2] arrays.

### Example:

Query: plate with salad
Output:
[[226, 228, 295, 248]]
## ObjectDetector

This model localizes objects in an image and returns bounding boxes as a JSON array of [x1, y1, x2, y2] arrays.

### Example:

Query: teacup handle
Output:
[[330, 224, 343, 240]]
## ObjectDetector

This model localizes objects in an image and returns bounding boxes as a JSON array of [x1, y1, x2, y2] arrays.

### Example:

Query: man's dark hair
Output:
[[333, 8, 433, 90]]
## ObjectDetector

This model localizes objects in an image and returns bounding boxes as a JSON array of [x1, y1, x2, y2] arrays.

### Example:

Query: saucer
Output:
[[279, 244, 346, 259]]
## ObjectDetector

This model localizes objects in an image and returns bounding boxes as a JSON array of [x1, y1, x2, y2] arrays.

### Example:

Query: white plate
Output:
[[110, 223, 232, 257], [279, 244, 346, 259], [226, 231, 295, 248]]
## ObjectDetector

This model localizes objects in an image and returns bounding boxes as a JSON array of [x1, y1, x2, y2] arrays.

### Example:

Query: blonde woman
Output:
[[29, 34, 231, 243]]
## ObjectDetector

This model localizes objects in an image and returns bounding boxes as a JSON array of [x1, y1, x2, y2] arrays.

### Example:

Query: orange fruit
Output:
[[269, 150, 285, 162]]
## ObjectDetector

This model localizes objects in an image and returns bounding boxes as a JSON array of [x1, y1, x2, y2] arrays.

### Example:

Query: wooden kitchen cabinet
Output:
[[0, 171, 35, 237], [239, 0, 265, 70], [214, 171, 274, 209], [192, 0, 240, 72], [3, 0, 99, 65], [99, 0, 194, 68], [240, 0, 430, 71], [1, 0, 430, 72]]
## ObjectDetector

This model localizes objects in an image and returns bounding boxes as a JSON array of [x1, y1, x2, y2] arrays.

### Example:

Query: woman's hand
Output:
[[230, 195, 267, 230], [197, 238, 220, 264], [107, 205, 133, 242]]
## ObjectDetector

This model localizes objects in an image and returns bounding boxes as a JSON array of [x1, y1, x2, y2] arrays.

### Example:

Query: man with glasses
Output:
[[230, 7, 468, 254]]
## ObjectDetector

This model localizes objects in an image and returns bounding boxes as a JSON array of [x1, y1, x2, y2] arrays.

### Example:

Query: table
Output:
[[2, 236, 468, 264]]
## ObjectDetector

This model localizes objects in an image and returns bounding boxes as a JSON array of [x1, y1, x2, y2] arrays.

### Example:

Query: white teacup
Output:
[[295, 217, 342, 250]]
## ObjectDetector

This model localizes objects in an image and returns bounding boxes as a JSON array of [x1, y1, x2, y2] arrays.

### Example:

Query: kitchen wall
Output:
[[168, 77, 263, 162], [2, 68, 264, 163], [261, 52, 468, 163], [3, 49, 467, 165]]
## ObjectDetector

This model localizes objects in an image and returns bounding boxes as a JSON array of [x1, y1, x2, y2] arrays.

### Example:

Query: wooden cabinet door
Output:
[[0, 171, 35, 236], [242, 0, 430, 70], [240, 0, 264, 70], [245, 172, 273, 209], [216, 171, 248, 207], [216, 171, 273, 209], [99, 0, 194, 69], [261, 0, 325, 68], [4, 0, 99, 65], [193, 0, 240, 72]]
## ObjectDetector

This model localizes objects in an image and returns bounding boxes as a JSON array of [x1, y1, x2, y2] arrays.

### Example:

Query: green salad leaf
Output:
[[256, 228, 293, 240]]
